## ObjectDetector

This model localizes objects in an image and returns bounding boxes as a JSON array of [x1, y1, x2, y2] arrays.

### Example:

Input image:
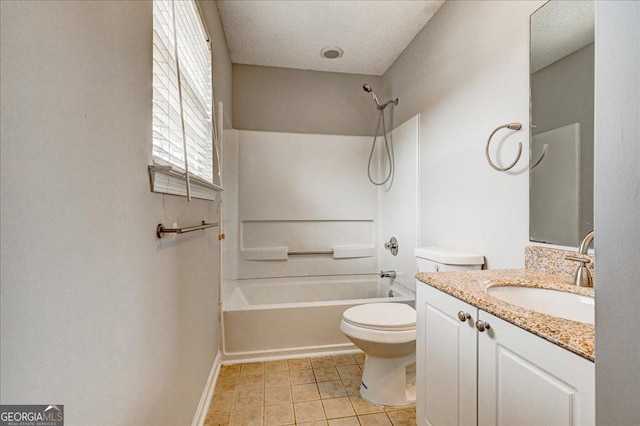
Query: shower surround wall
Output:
[[377, 116, 421, 292], [233, 130, 378, 279], [222, 113, 420, 281]]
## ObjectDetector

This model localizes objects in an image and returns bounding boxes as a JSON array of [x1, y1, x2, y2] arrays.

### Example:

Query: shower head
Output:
[[362, 83, 380, 108], [362, 83, 398, 111]]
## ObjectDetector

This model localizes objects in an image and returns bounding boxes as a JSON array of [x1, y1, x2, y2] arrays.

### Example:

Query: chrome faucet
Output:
[[380, 270, 396, 279], [565, 230, 594, 287]]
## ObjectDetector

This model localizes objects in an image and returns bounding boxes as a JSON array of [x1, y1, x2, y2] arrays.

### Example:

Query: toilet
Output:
[[340, 247, 484, 407], [340, 302, 417, 407], [414, 246, 484, 273]]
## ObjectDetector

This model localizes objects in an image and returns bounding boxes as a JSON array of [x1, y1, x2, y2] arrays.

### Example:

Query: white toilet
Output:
[[340, 247, 484, 407], [414, 247, 484, 273], [340, 302, 417, 407]]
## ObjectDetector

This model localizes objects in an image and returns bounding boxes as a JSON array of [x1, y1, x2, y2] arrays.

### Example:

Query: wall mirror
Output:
[[529, 0, 595, 247]]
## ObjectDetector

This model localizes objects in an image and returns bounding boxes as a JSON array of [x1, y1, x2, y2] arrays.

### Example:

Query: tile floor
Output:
[[204, 353, 416, 426]]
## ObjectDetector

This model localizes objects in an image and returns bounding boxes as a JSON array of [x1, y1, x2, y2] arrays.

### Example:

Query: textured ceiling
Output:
[[216, 0, 445, 76], [531, 1, 594, 73]]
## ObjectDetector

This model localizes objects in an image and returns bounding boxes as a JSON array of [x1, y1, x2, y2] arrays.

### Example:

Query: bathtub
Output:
[[221, 275, 415, 362]]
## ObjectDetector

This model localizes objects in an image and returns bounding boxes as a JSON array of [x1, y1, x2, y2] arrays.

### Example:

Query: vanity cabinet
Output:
[[416, 282, 478, 425], [417, 283, 595, 426]]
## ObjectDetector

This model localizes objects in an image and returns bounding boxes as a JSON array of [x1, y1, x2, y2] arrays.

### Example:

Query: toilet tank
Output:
[[414, 247, 484, 272]]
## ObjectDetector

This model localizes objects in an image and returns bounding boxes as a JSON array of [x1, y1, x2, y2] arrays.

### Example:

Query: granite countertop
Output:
[[416, 269, 595, 361]]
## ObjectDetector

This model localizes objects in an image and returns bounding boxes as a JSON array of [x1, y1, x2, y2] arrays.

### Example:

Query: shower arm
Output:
[[378, 98, 399, 111]]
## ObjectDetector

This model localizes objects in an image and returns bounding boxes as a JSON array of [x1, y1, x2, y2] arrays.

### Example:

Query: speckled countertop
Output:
[[416, 269, 595, 361]]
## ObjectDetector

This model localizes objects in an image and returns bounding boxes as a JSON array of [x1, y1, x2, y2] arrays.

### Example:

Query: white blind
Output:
[[152, 0, 213, 184]]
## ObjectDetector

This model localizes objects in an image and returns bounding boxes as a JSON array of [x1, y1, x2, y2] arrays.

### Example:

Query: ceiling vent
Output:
[[320, 46, 344, 59]]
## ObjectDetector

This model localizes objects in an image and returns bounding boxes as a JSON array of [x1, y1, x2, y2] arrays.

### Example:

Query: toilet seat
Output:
[[342, 303, 416, 331], [340, 302, 417, 406], [340, 303, 417, 344]]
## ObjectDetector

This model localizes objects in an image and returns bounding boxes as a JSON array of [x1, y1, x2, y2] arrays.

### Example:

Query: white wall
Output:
[[232, 130, 378, 279], [383, 0, 546, 268], [0, 1, 231, 424], [594, 2, 640, 424], [378, 115, 421, 291]]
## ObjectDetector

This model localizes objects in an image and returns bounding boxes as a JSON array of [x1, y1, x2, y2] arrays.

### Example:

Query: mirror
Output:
[[529, 0, 595, 247]]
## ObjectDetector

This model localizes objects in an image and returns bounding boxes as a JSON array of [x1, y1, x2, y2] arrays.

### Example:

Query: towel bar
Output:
[[156, 220, 218, 238]]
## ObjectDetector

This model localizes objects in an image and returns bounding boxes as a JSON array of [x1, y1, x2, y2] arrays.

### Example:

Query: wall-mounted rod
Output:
[[156, 220, 218, 238]]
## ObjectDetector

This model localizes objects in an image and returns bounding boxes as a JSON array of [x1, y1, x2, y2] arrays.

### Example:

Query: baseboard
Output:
[[192, 350, 222, 426], [222, 344, 362, 365]]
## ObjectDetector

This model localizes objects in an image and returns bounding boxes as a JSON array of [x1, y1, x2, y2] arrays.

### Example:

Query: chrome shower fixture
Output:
[[362, 84, 399, 111], [363, 83, 399, 186]]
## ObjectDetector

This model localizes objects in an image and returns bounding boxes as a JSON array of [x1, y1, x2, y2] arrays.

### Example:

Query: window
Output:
[[150, 0, 220, 200]]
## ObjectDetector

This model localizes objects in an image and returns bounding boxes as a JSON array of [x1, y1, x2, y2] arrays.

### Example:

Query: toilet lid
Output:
[[343, 303, 416, 330]]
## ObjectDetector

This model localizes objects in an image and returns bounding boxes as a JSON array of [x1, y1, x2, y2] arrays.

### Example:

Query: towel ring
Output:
[[485, 122, 523, 172], [530, 143, 549, 169]]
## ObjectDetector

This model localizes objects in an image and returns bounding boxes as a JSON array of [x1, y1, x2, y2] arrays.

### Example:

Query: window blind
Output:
[[152, 0, 213, 184]]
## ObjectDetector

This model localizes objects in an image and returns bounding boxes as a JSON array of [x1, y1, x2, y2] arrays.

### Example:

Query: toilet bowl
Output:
[[340, 302, 416, 407]]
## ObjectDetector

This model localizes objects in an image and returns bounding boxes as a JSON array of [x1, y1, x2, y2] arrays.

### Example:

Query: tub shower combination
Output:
[[221, 275, 414, 361], [221, 83, 411, 362]]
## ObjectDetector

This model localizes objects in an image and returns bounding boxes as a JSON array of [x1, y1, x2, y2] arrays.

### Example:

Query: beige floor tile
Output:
[[238, 373, 265, 390], [216, 375, 240, 393], [383, 406, 414, 413], [311, 356, 335, 369], [336, 365, 362, 380], [230, 407, 263, 426], [358, 413, 392, 426], [241, 362, 265, 376], [292, 383, 320, 402], [290, 369, 316, 385], [205, 410, 231, 426], [265, 371, 290, 388], [314, 367, 340, 383], [350, 397, 384, 415], [288, 358, 312, 371], [297, 421, 328, 426], [265, 360, 289, 373], [219, 365, 241, 379], [341, 378, 361, 396], [317, 381, 347, 399], [265, 386, 292, 406], [235, 388, 264, 408], [385, 409, 416, 426], [327, 417, 359, 426], [352, 353, 366, 364], [264, 403, 295, 426], [294, 400, 326, 423], [332, 354, 357, 366], [322, 397, 356, 419], [210, 390, 236, 411]]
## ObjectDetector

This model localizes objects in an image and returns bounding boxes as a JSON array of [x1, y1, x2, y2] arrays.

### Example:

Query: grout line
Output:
[[214, 355, 407, 426]]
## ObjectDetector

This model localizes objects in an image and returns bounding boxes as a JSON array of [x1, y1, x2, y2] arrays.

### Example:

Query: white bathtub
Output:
[[222, 275, 415, 362]]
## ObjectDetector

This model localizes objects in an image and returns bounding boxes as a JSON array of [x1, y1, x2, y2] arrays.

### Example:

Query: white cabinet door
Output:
[[417, 283, 478, 426], [477, 311, 595, 426]]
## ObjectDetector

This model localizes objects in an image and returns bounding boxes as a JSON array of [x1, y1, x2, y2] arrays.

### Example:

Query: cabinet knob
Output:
[[475, 320, 491, 332], [457, 311, 471, 322]]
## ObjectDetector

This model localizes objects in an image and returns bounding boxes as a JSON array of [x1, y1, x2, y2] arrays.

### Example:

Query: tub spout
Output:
[[380, 270, 396, 279]]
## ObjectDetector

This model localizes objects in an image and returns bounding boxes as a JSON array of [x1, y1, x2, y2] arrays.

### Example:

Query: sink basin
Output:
[[487, 286, 594, 324]]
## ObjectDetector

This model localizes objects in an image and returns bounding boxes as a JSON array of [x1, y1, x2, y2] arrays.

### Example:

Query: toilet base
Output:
[[359, 352, 416, 407]]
